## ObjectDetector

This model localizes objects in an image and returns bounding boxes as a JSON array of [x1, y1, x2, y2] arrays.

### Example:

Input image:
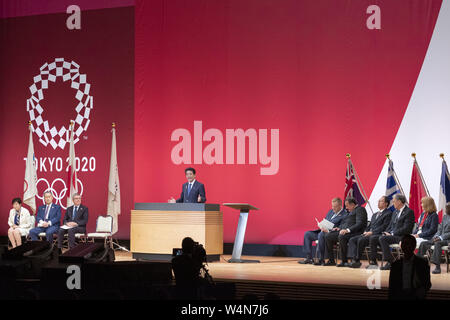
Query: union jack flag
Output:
[[344, 159, 366, 206]]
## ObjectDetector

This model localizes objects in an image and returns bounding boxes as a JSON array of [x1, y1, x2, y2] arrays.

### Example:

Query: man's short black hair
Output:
[[182, 237, 195, 254], [382, 196, 390, 206], [400, 234, 416, 254], [345, 197, 358, 206], [185, 167, 196, 175], [12, 197, 22, 205]]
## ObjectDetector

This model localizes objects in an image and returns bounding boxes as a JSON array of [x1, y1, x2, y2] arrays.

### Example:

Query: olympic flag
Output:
[[107, 124, 121, 235], [66, 122, 78, 207], [23, 124, 38, 213]]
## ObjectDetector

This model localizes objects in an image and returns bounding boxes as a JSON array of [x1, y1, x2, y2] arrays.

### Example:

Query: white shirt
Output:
[[330, 209, 342, 221], [397, 205, 406, 219], [45, 204, 51, 219], [39, 204, 53, 226], [188, 180, 196, 190]]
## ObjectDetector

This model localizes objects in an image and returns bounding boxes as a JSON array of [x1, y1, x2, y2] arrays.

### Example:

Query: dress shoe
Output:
[[313, 259, 325, 266], [337, 261, 349, 267], [298, 258, 313, 264], [380, 262, 391, 270], [349, 261, 362, 268], [432, 266, 441, 274], [323, 260, 336, 266], [366, 262, 379, 269]]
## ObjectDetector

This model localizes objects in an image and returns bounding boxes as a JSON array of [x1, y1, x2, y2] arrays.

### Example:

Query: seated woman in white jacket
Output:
[[8, 197, 33, 248]]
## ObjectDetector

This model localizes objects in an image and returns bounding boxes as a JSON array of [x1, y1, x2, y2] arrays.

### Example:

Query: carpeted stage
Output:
[[114, 253, 450, 300]]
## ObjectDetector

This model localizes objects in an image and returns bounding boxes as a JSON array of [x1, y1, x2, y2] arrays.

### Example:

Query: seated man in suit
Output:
[[324, 197, 367, 267], [299, 197, 347, 265], [379, 194, 415, 270], [57, 193, 89, 251], [168, 167, 206, 203], [29, 191, 61, 242], [388, 234, 431, 300], [348, 195, 392, 268], [418, 202, 450, 274]]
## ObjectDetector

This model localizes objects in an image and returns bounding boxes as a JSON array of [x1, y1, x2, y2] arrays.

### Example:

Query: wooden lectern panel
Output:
[[130, 210, 223, 255]]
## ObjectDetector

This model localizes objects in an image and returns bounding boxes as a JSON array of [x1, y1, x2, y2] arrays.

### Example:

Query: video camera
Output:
[[173, 241, 206, 267], [172, 239, 213, 284]]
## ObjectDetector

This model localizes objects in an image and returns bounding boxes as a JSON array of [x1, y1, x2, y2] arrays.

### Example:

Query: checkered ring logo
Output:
[[26, 58, 93, 149]]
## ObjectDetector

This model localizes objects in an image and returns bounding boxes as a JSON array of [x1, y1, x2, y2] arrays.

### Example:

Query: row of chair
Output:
[[10, 215, 114, 249], [312, 239, 449, 272]]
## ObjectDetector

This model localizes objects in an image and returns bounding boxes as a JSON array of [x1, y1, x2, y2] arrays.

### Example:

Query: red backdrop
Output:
[[134, 0, 441, 245], [0, 0, 442, 245], [0, 5, 134, 238]]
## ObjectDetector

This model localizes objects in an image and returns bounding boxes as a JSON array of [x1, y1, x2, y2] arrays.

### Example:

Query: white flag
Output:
[[67, 123, 78, 207], [23, 125, 38, 213], [107, 126, 120, 234]]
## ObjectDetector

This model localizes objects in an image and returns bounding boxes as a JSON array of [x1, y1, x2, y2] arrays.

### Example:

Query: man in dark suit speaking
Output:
[[169, 167, 206, 203]]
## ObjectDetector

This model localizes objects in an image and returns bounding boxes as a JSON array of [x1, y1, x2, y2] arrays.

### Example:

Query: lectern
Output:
[[130, 203, 223, 262], [223, 203, 259, 263]]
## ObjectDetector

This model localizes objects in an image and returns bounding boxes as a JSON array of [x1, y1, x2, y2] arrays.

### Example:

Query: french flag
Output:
[[438, 157, 450, 222]]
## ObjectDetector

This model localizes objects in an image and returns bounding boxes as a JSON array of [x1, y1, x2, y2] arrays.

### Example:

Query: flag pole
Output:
[[109, 122, 129, 252], [346, 154, 374, 215], [412, 153, 430, 196], [440, 153, 446, 165], [440, 152, 449, 180], [24, 121, 38, 214], [386, 154, 407, 200]]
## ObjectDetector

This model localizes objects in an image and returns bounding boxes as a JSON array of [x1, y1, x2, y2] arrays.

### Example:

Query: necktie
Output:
[[395, 210, 401, 221], [187, 183, 192, 195], [73, 206, 77, 220], [45, 205, 50, 221], [390, 210, 399, 232]]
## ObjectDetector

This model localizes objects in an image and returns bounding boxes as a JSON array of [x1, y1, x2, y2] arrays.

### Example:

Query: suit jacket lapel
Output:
[[189, 181, 198, 196], [380, 209, 389, 219], [184, 183, 189, 197], [77, 206, 83, 218]]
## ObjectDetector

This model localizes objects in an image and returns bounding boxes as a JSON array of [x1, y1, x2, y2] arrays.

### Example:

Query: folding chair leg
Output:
[[364, 247, 369, 261], [446, 251, 449, 273], [314, 243, 318, 261]]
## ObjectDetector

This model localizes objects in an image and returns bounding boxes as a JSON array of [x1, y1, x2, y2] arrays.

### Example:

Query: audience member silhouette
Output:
[[388, 234, 431, 300]]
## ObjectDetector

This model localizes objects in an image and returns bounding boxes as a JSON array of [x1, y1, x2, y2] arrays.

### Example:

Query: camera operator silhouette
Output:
[[171, 237, 213, 299]]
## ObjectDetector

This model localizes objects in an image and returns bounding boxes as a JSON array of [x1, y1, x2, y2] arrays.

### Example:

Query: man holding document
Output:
[[57, 193, 89, 251], [299, 198, 347, 265]]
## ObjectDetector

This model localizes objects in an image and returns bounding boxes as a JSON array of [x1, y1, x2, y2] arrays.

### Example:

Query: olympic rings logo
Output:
[[36, 178, 84, 210], [26, 58, 93, 150]]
